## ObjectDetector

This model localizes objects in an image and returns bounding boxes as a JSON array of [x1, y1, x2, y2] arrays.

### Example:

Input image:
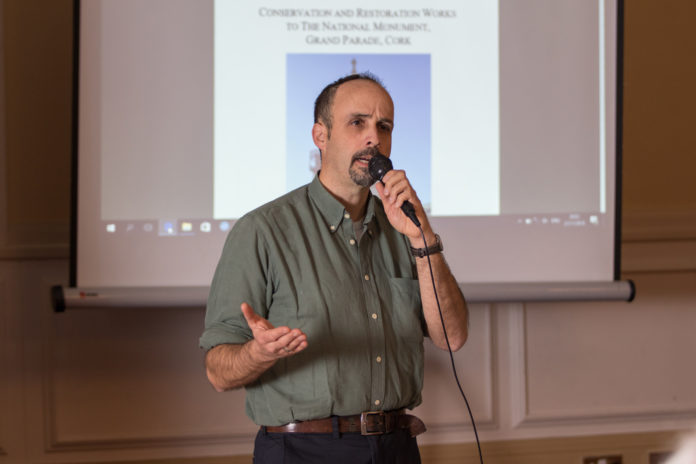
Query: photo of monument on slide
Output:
[[286, 53, 432, 211]]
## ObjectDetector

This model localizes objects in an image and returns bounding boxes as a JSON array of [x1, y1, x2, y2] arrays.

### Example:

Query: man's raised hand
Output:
[[241, 302, 308, 361]]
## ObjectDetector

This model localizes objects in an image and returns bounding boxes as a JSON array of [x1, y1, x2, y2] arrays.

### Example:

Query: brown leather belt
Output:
[[265, 410, 426, 437]]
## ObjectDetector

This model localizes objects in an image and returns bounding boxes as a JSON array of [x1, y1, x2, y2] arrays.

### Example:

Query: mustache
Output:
[[351, 146, 382, 163]]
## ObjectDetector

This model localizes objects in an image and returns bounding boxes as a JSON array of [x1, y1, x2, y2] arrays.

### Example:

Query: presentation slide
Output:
[[213, 1, 499, 218], [76, 0, 618, 288]]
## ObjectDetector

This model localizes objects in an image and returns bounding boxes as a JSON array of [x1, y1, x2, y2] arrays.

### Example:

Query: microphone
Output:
[[368, 154, 421, 227]]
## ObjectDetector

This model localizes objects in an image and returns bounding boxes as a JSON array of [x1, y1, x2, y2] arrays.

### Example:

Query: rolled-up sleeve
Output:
[[199, 214, 274, 351]]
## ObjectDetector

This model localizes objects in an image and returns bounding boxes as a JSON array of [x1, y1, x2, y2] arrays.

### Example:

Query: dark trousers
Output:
[[253, 427, 422, 464]]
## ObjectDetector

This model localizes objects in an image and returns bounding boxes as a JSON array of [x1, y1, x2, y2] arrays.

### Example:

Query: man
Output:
[[200, 73, 468, 463]]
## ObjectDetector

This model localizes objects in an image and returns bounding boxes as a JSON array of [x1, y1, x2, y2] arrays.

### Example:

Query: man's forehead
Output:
[[334, 79, 393, 109]]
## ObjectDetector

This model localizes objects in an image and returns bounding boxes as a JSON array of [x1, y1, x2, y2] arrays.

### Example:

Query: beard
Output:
[[349, 146, 382, 187]]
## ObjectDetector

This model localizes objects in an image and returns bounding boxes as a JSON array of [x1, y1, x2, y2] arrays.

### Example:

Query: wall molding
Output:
[[418, 303, 498, 436], [0, 269, 13, 458], [508, 304, 528, 428], [0, 0, 7, 265], [41, 305, 498, 453], [0, 224, 69, 261], [510, 302, 696, 429], [45, 432, 255, 454], [519, 404, 696, 428], [621, 210, 696, 273], [622, 239, 696, 273], [38, 266, 256, 452], [622, 210, 696, 242], [485, 303, 499, 429], [418, 430, 682, 464], [53, 430, 686, 464], [0, 244, 69, 261]]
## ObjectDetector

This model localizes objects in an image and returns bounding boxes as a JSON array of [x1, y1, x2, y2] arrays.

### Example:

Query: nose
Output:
[[365, 123, 380, 147]]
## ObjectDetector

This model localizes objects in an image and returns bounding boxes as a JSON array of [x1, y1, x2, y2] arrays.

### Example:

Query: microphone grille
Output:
[[368, 154, 393, 182]]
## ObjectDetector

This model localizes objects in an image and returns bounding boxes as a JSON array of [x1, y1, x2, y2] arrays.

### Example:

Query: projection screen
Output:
[[56, 0, 632, 309]]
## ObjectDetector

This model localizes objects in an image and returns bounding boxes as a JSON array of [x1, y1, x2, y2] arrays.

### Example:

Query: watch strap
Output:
[[410, 234, 443, 258]]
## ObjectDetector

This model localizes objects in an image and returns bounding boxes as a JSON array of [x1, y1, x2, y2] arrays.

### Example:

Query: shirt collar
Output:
[[308, 174, 377, 234]]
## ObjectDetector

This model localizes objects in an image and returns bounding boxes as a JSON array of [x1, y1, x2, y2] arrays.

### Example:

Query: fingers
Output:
[[380, 170, 418, 209], [275, 330, 309, 356], [254, 327, 309, 360], [381, 170, 408, 203], [241, 302, 273, 331], [241, 302, 309, 360], [240, 302, 260, 325], [377, 170, 433, 241]]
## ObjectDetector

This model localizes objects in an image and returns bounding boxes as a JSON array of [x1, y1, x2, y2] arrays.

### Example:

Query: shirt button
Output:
[[349, 239, 356, 245], [344, 213, 350, 219], [330, 225, 336, 231], [371, 313, 377, 320], [364, 274, 370, 281], [374, 400, 381, 406], [376, 356, 382, 363]]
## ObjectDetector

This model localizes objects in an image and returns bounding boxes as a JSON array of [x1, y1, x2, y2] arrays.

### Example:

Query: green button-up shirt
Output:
[[200, 175, 425, 426]]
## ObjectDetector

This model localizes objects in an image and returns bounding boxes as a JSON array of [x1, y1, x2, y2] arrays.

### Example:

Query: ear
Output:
[[312, 122, 327, 152]]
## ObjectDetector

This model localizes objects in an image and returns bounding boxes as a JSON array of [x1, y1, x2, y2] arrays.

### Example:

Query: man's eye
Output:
[[379, 123, 393, 132], [351, 119, 363, 126]]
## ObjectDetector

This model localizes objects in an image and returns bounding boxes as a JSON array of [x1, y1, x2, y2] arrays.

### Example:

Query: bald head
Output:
[[314, 73, 390, 137]]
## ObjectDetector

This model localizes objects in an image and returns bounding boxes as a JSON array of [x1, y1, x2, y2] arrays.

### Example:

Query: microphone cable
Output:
[[418, 225, 484, 464], [367, 152, 483, 462]]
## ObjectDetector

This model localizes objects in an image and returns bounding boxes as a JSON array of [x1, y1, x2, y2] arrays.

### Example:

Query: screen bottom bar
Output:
[[52, 281, 635, 312]]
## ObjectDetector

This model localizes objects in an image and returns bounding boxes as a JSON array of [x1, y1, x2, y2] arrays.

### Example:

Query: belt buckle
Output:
[[360, 410, 386, 436]]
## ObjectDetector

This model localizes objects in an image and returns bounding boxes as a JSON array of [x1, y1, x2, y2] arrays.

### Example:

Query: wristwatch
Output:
[[410, 234, 443, 258]]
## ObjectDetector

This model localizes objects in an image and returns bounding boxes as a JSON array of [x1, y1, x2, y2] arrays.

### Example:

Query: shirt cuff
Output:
[[199, 326, 251, 351]]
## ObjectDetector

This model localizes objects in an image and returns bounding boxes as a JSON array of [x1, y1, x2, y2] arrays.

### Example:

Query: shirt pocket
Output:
[[387, 277, 424, 342]]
